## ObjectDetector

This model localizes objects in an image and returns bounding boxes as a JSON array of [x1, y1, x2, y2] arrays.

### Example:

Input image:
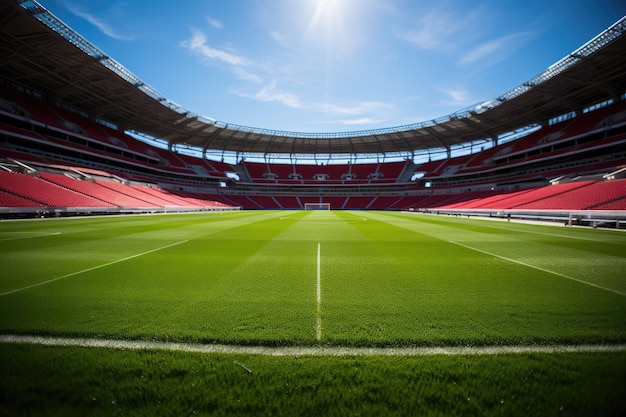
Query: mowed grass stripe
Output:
[[367, 211, 626, 294], [1, 211, 625, 347], [0, 211, 321, 344], [0, 211, 284, 292], [0, 239, 189, 297], [336, 211, 626, 346]]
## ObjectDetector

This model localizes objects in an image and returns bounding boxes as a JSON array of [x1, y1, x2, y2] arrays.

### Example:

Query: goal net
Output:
[[304, 202, 331, 210]]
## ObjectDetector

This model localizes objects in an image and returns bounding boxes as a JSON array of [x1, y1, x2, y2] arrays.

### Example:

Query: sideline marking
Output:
[[316, 241, 322, 341], [0, 232, 61, 242], [449, 240, 626, 296], [0, 240, 189, 297], [1, 334, 624, 357]]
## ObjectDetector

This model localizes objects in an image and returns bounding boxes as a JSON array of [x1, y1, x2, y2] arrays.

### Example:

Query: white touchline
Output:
[[449, 240, 626, 297], [1, 335, 624, 357], [316, 241, 322, 341], [0, 240, 189, 297]]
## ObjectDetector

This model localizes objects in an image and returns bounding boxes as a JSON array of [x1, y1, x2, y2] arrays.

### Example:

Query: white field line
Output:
[[1, 334, 625, 357], [470, 223, 626, 245], [449, 240, 626, 297], [316, 241, 322, 341], [0, 232, 61, 242], [0, 240, 189, 297]]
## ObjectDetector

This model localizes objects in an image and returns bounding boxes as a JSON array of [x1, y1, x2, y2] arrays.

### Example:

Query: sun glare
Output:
[[305, 0, 344, 46]]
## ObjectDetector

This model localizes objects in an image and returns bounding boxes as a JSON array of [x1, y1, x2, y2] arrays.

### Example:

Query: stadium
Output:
[[1, 0, 625, 415]]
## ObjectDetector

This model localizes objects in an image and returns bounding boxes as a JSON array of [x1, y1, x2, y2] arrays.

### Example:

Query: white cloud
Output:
[[338, 117, 384, 126], [322, 101, 394, 116], [239, 80, 303, 109], [207, 17, 223, 29], [237, 82, 395, 123], [63, 3, 131, 40], [232, 67, 264, 84], [459, 32, 532, 67], [180, 29, 248, 66], [396, 11, 463, 50], [270, 30, 290, 47], [439, 88, 473, 107]]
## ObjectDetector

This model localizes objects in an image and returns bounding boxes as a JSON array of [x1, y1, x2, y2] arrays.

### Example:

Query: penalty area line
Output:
[[0, 240, 189, 297], [0, 232, 61, 242], [1, 335, 625, 357], [448, 240, 626, 297]]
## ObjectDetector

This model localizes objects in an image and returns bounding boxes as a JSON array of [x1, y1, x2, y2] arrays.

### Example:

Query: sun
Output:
[[306, 0, 343, 43]]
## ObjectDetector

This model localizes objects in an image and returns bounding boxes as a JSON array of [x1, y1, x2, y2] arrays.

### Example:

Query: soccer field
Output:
[[1, 210, 625, 416]]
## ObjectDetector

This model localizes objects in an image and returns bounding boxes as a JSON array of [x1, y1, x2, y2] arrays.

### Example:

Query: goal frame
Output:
[[304, 202, 331, 210]]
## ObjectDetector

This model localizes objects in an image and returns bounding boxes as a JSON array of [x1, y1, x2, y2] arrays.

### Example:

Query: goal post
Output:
[[304, 202, 331, 210]]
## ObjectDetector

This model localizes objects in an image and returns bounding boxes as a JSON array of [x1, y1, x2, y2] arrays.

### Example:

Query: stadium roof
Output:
[[1, 0, 625, 158]]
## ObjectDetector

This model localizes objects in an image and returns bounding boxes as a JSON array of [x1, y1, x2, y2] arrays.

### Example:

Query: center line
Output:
[[316, 241, 322, 341], [0, 240, 189, 297]]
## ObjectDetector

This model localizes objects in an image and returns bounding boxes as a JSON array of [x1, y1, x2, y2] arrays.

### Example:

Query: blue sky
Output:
[[40, 0, 626, 134]]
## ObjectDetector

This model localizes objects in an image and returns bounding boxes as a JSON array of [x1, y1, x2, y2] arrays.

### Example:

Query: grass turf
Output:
[[1, 344, 625, 417], [0, 210, 625, 415]]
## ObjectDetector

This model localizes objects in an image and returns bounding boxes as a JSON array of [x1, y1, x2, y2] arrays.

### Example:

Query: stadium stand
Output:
[[1, 4, 625, 222], [0, 171, 114, 208], [0, 189, 43, 208]]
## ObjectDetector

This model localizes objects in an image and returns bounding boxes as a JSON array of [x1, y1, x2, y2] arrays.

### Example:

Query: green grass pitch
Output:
[[1, 210, 625, 416]]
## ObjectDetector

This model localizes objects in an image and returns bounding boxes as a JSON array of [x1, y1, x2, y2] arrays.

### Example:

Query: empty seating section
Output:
[[375, 161, 407, 181], [38, 172, 119, 207], [503, 181, 594, 209], [2, 86, 626, 213], [0, 171, 112, 207], [299, 196, 321, 207], [343, 196, 375, 209], [368, 196, 402, 210], [322, 165, 345, 181], [241, 161, 409, 184], [273, 196, 301, 209], [416, 179, 626, 211], [594, 197, 626, 210], [0, 170, 231, 210], [516, 179, 626, 210], [41, 171, 161, 208], [248, 196, 280, 209], [270, 164, 296, 181], [390, 195, 431, 210], [346, 163, 375, 181], [245, 162, 272, 181], [204, 159, 235, 178], [413, 159, 449, 177], [438, 190, 502, 209], [0, 189, 43, 207], [165, 190, 231, 207], [128, 185, 200, 207], [322, 197, 347, 209], [466, 189, 536, 209], [94, 180, 170, 208], [221, 195, 261, 209]]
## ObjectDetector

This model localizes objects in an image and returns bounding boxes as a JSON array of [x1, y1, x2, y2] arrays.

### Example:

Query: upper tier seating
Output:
[[242, 161, 409, 184]]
